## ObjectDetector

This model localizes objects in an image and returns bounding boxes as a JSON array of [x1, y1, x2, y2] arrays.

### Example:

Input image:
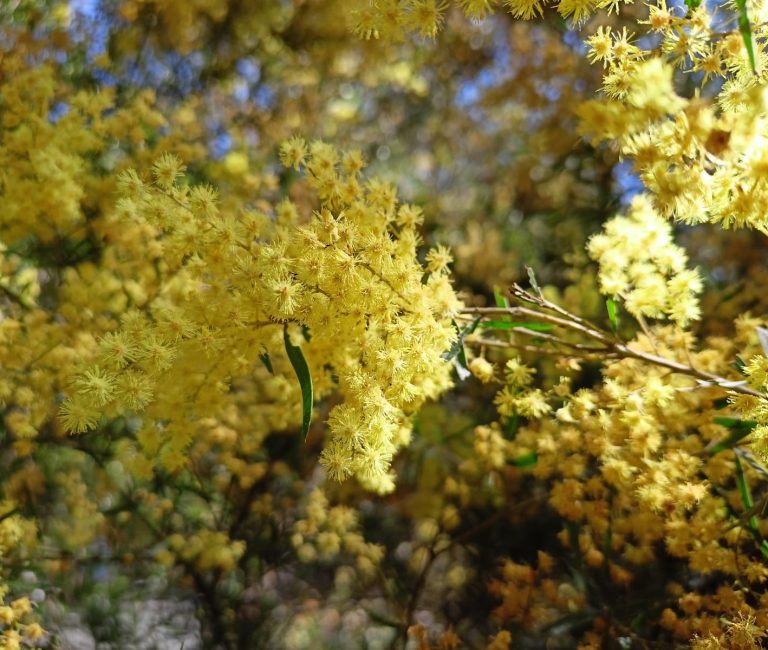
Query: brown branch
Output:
[[460, 287, 766, 400], [464, 336, 615, 360]]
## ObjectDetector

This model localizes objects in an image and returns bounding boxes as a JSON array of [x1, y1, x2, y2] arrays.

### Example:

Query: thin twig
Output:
[[460, 294, 766, 400], [464, 336, 615, 360], [510, 284, 597, 330], [635, 313, 659, 355]]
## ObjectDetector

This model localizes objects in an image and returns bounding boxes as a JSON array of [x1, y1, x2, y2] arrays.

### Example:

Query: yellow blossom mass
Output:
[[1, 0, 768, 648]]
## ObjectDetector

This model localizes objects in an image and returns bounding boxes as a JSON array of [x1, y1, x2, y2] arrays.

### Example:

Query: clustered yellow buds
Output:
[[291, 489, 383, 577], [165, 531, 246, 572], [489, 553, 585, 633]]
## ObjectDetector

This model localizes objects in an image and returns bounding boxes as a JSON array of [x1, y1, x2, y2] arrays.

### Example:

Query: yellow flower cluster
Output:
[[62, 141, 461, 492], [578, 9, 768, 233], [114, 0, 294, 57], [344, 0, 768, 493], [489, 552, 585, 633], [48, 470, 105, 551], [0, 503, 34, 558], [735, 352, 768, 462], [0, 594, 44, 650], [587, 195, 703, 326], [165, 531, 246, 572], [492, 322, 768, 643], [349, 0, 638, 40], [672, 607, 767, 648], [0, 503, 43, 646], [291, 489, 384, 577], [0, 43, 180, 461], [353, 0, 768, 239], [474, 423, 511, 470], [494, 357, 551, 419]]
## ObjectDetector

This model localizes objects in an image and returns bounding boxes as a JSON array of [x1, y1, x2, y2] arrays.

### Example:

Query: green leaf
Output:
[[454, 355, 471, 380], [509, 450, 537, 467], [479, 320, 553, 332], [685, 0, 702, 9], [735, 0, 757, 73], [526, 265, 542, 297], [708, 417, 757, 455], [493, 286, 510, 310], [142, 124, 159, 147], [283, 325, 313, 440], [505, 413, 520, 439], [733, 455, 768, 559], [442, 317, 481, 364], [545, 11, 569, 33], [735, 455, 756, 521], [731, 356, 747, 374], [278, 167, 300, 193], [259, 350, 274, 375], [606, 298, 619, 331], [493, 286, 511, 325], [713, 416, 757, 428]]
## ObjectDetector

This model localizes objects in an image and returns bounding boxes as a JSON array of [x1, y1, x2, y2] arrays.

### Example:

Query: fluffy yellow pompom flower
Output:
[[279, 136, 308, 170]]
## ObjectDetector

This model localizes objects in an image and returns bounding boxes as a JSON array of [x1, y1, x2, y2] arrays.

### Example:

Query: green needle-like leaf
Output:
[[284, 324, 313, 440], [733, 455, 768, 559], [479, 320, 553, 332], [735, 0, 757, 73], [606, 297, 619, 331], [509, 450, 538, 467], [493, 286, 510, 310], [707, 417, 757, 455], [259, 350, 274, 375], [443, 317, 481, 364], [526, 266, 543, 298]]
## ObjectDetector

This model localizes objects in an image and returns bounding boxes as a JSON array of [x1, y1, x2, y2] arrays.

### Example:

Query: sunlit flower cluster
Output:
[[62, 141, 461, 493], [587, 195, 703, 326]]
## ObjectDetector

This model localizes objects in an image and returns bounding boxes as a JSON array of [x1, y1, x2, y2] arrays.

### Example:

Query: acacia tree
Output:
[[1, 0, 768, 648]]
